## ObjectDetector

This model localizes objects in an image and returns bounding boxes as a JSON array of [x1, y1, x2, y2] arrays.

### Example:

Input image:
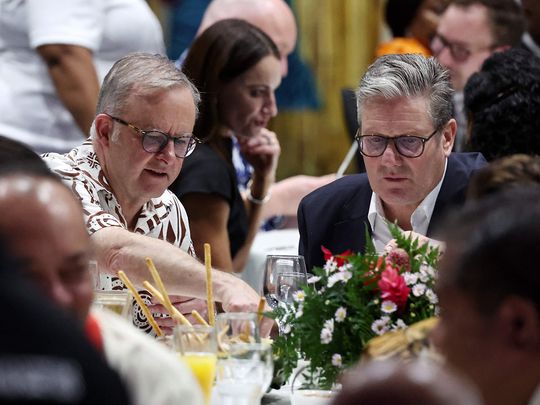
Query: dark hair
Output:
[[467, 154, 540, 199], [183, 18, 280, 142], [0, 135, 56, 178], [440, 187, 540, 314], [464, 48, 540, 161], [385, 0, 424, 37], [451, 0, 525, 46]]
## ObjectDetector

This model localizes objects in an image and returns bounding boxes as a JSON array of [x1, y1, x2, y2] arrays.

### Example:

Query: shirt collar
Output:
[[523, 33, 540, 58], [368, 158, 448, 249]]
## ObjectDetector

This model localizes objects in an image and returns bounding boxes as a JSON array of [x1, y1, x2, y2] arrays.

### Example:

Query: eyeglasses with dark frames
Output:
[[105, 114, 200, 158], [355, 129, 439, 158], [430, 33, 493, 63]]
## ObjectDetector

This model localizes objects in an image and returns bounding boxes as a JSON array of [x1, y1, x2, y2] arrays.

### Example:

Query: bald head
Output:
[[0, 175, 92, 321], [198, 0, 297, 76]]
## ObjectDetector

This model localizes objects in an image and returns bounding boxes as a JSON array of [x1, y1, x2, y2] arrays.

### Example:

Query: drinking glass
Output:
[[276, 272, 308, 304], [264, 255, 307, 308], [216, 312, 260, 354], [174, 325, 217, 405], [215, 342, 274, 405], [92, 290, 131, 318]]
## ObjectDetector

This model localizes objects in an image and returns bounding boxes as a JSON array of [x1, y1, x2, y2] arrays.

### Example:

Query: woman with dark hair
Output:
[[170, 19, 281, 273], [464, 48, 540, 161]]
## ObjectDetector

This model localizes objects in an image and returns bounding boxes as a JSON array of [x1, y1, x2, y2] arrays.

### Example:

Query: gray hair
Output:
[[91, 53, 200, 137], [356, 54, 454, 131]]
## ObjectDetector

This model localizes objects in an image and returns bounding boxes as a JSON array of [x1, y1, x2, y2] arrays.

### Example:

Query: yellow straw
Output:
[[142, 280, 192, 326], [117, 270, 163, 337], [145, 257, 176, 315], [257, 296, 266, 323], [204, 243, 216, 326], [191, 310, 210, 327]]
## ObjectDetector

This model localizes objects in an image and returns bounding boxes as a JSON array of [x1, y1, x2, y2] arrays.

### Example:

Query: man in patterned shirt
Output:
[[43, 53, 264, 333]]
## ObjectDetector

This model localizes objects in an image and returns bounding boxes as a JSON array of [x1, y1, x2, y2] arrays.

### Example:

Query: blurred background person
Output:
[[331, 359, 482, 405], [376, 0, 450, 57], [467, 154, 540, 200], [520, 0, 540, 57], [431, 0, 524, 151], [173, 0, 333, 229], [433, 188, 540, 405], [0, 0, 164, 154], [464, 47, 540, 161], [170, 19, 281, 273]]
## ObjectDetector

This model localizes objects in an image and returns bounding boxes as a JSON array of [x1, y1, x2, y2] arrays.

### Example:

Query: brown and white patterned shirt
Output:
[[43, 140, 194, 333]]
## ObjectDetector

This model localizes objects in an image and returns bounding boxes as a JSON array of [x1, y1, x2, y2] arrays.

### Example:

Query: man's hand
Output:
[[148, 295, 208, 335]]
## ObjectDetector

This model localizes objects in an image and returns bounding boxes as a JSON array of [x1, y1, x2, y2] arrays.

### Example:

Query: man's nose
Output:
[[158, 139, 177, 161], [380, 141, 401, 166]]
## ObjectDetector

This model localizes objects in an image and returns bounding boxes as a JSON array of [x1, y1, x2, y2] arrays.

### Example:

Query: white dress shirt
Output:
[[368, 159, 447, 253]]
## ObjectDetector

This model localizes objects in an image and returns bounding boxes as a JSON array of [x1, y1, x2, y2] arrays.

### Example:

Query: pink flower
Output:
[[386, 248, 410, 272], [378, 267, 410, 309], [321, 246, 353, 267]]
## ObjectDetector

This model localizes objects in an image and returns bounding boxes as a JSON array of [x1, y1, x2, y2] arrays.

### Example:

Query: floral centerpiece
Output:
[[271, 225, 441, 390]]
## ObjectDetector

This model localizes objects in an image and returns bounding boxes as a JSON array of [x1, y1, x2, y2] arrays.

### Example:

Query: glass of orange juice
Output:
[[174, 325, 217, 405]]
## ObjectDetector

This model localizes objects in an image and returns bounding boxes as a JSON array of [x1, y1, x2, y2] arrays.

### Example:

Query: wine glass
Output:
[[263, 255, 307, 308], [174, 325, 217, 405], [276, 272, 308, 304], [215, 342, 273, 405]]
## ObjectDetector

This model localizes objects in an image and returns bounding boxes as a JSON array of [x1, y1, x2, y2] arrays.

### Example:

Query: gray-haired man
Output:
[[298, 54, 486, 270]]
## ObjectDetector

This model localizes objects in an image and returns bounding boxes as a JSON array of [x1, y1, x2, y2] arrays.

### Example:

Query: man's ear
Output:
[[497, 296, 540, 350], [93, 114, 113, 147], [442, 118, 456, 156]]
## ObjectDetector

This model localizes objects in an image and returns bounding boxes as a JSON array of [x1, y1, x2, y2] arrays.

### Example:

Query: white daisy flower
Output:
[[307, 275, 321, 284], [403, 272, 418, 286], [419, 270, 430, 283], [324, 259, 338, 275], [295, 304, 304, 319], [324, 318, 335, 333], [412, 283, 426, 297], [327, 273, 342, 288], [331, 354, 342, 367], [335, 307, 347, 322], [293, 290, 305, 303], [341, 270, 352, 282], [371, 319, 390, 336], [320, 327, 333, 344], [426, 289, 438, 304], [393, 319, 407, 329], [381, 300, 397, 314]]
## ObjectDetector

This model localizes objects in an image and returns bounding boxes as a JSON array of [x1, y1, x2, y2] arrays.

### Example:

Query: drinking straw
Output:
[[191, 310, 210, 327], [204, 243, 216, 326], [257, 296, 266, 323], [142, 280, 192, 326], [117, 270, 163, 337], [145, 257, 176, 316]]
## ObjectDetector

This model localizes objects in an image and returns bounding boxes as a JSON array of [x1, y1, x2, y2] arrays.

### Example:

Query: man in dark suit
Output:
[[298, 54, 486, 270]]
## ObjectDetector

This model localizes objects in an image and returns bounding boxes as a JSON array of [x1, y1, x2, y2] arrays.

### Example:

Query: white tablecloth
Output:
[[240, 229, 300, 293]]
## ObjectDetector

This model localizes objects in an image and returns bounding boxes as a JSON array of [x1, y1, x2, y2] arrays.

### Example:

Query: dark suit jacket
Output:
[[298, 153, 487, 270]]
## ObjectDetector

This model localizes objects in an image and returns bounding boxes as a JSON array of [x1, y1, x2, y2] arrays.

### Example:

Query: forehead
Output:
[[237, 56, 282, 89], [360, 96, 433, 134], [438, 4, 493, 45]]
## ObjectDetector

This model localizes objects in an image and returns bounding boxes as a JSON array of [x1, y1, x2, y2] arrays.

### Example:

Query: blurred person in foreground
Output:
[[332, 359, 482, 405], [0, 222, 129, 404], [432, 188, 540, 405], [463, 48, 540, 161], [298, 54, 486, 270], [182, 0, 335, 229], [170, 19, 281, 273], [0, 162, 203, 405], [431, 0, 525, 151], [42, 53, 266, 334]]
